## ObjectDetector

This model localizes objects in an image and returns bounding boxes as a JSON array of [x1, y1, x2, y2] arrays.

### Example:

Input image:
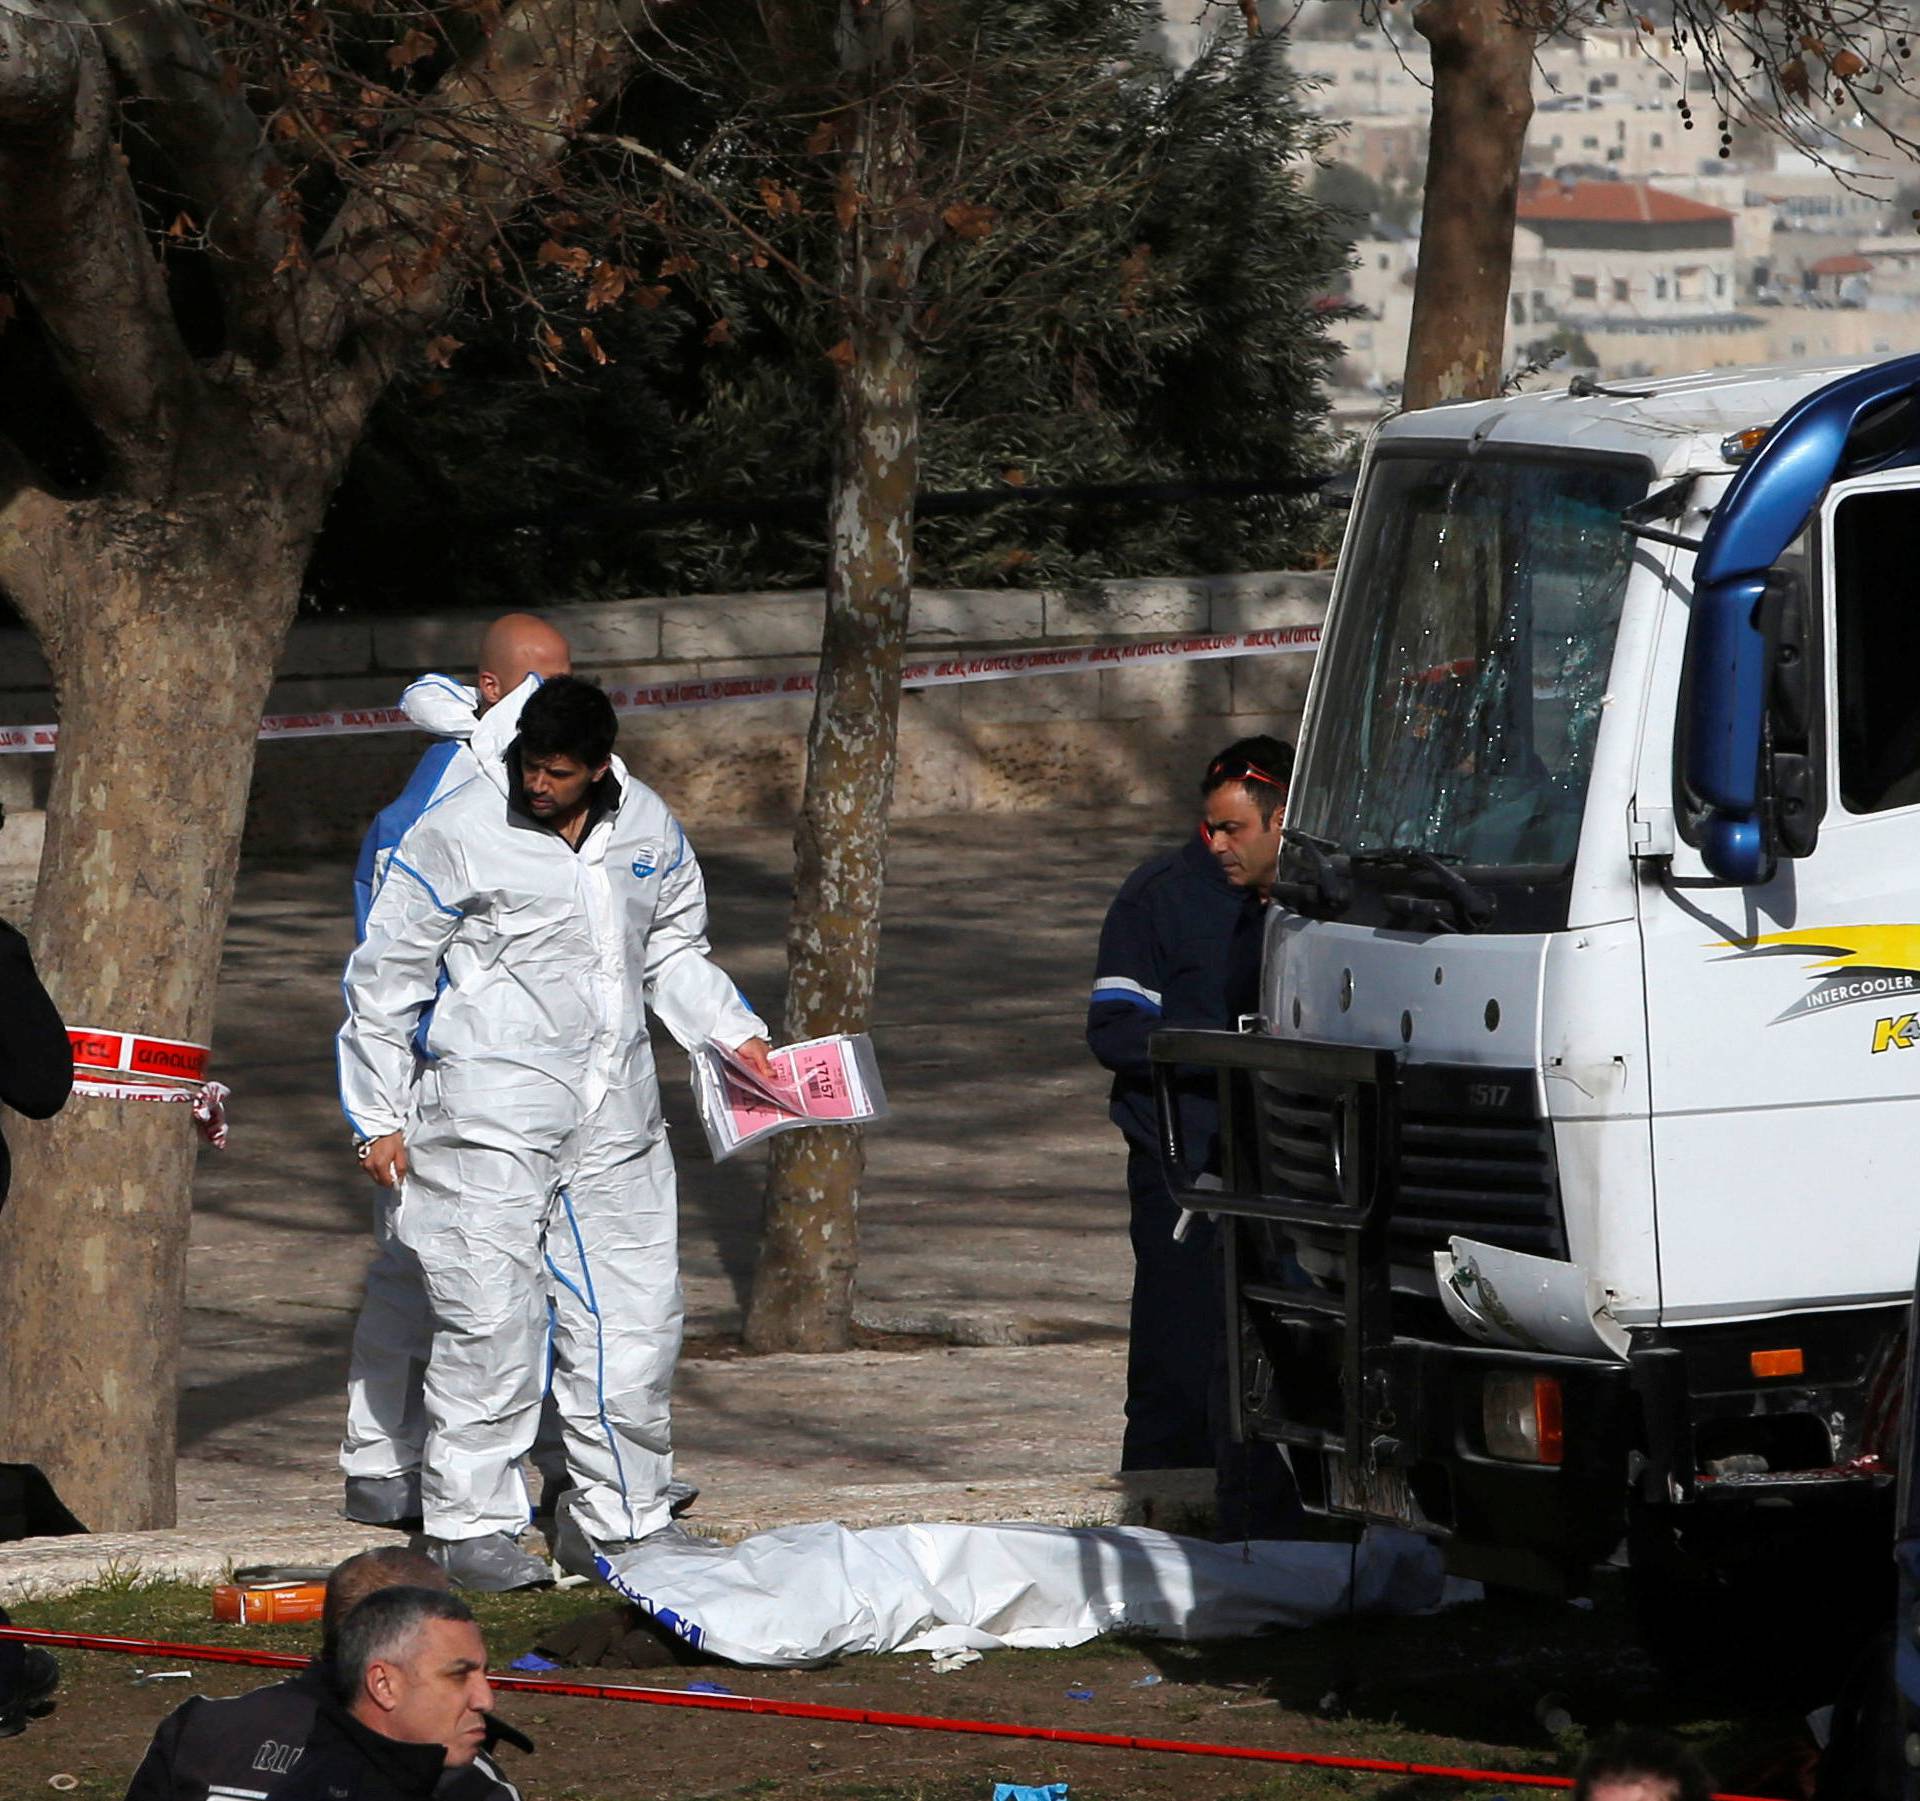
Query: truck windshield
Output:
[[1294, 450, 1649, 875]]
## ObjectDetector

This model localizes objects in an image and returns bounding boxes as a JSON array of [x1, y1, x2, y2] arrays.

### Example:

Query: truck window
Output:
[[1294, 451, 1648, 882], [1834, 487, 1920, 813]]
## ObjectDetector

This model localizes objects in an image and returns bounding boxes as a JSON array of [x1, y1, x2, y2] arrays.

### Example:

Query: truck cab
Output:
[[1153, 355, 1920, 1595]]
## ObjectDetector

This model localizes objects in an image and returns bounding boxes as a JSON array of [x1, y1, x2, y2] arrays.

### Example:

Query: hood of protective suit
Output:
[[468, 673, 569, 797], [399, 673, 481, 740]]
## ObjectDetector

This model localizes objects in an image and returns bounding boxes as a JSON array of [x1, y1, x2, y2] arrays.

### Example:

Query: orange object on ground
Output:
[[211, 1581, 327, 1625]]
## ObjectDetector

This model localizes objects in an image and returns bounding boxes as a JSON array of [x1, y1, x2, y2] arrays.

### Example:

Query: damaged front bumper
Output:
[[1148, 1027, 1900, 1589]]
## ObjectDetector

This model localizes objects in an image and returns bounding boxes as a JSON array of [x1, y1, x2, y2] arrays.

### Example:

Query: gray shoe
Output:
[[417, 1531, 552, 1593], [542, 1474, 697, 1521], [551, 1496, 703, 1581], [343, 1472, 422, 1529]]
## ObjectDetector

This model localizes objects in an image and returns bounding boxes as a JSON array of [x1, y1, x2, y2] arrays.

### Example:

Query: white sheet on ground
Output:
[[597, 1520, 1480, 1668]]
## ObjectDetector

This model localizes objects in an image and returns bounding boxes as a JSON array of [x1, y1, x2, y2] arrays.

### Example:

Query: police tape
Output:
[[0, 626, 1321, 754], [67, 1026, 230, 1148]]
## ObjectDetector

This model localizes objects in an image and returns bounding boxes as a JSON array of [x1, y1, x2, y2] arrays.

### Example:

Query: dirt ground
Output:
[[0, 1576, 1819, 1801]]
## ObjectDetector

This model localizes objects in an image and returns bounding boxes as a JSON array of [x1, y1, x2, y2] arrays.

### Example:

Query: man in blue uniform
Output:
[[1086, 736, 1296, 1530]]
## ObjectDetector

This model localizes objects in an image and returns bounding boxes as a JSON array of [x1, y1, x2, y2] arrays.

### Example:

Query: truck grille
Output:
[[1250, 1063, 1564, 1262]]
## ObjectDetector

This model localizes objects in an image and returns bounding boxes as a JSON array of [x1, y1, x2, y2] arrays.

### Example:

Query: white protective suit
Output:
[[338, 694, 765, 1545], [340, 672, 488, 1495]]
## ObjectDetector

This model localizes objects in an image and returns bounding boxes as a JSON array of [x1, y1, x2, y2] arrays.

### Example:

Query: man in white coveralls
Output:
[[339, 676, 774, 1590], [341, 614, 573, 1534]]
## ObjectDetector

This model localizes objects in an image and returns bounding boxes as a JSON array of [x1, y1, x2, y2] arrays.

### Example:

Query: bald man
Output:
[[342, 616, 572, 1530], [351, 615, 572, 935]]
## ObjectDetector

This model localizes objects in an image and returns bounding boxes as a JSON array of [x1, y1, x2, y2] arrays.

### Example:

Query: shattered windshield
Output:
[[1294, 451, 1648, 873]]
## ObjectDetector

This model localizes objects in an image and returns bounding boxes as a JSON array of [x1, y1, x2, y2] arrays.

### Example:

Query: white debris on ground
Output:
[[600, 1520, 1481, 1668]]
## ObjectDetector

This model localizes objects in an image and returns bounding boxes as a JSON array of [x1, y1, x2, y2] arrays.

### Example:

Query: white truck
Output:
[[1151, 355, 1920, 1605]]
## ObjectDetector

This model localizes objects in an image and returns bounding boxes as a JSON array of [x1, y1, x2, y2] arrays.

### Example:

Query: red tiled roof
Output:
[[1809, 253, 1872, 276], [1517, 176, 1734, 225]]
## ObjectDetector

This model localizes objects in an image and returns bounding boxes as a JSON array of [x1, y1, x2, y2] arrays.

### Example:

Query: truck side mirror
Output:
[[1755, 567, 1823, 862]]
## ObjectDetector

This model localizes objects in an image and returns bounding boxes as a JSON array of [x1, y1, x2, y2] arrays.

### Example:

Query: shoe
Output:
[[344, 1472, 423, 1529], [550, 1496, 704, 1581], [540, 1473, 696, 1521], [0, 1647, 57, 1738], [417, 1531, 552, 1593]]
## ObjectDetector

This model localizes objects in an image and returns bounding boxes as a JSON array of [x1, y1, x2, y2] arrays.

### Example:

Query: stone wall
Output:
[[0, 570, 1329, 854]]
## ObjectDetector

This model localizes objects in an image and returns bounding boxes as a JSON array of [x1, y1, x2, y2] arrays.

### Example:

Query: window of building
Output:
[[1572, 276, 1597, 299], [1651, 131, 1663, 146], [1582, 135, 1600, 149], [1713, 272, 1726, 297], [1612, 278, 1629, 301], [1379, 254, 1390, 269], [1512, 297, 1527, 325]]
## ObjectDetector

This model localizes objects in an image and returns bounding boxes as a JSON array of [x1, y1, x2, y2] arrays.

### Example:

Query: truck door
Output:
[[1639, 472, 1920, 1328]]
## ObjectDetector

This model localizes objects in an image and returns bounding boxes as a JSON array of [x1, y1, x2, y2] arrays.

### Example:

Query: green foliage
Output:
[[307, 0, 1351, 612]]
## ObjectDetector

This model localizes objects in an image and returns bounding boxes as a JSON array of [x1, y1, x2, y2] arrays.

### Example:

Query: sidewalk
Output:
[[4, 805, 1210, 1598]]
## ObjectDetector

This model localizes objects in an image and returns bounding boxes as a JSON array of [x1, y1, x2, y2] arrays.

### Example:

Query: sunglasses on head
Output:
[[1209, 760, 1286, 792]]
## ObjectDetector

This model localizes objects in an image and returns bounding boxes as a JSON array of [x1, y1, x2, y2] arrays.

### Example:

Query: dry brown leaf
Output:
[[386, 27, 436, 68], [941, 201, 998, 241], [424, 335, 463, 369], [824, 338, 856, 369], [539, 322, 566, 353], [704, 318, 732, 346], [166, 212, 197, 240], [579, 327, 612, 366], [1832, 48, 1866, 77], [1001, 467, 1028, 487], [1780, 55, 1811, 96], [536, 240, 593, 276], [758, 177, 789, 216], [806, 119, 837, 155], [658, 253, 698, 278], [632, 283, 672, 309], [586, 261, 629, 311]]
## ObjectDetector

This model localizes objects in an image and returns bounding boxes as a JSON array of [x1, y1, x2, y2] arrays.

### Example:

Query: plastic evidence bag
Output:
[[689, 1031, 889, 1161]]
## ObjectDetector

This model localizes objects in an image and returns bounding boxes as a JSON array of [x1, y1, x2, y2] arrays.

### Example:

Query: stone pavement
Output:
[[2, 804, 1223, 1598]]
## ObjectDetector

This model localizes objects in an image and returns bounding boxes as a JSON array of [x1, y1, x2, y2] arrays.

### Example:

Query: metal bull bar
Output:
[[1147, 1028, 1402, 1477]]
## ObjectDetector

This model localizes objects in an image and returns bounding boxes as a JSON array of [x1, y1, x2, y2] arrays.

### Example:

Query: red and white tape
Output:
[[0, 627, 1319, 754], [67, 1026, 229, 1148]]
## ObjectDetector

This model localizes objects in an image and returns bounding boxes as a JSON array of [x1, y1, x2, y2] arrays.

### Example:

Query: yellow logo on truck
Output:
[[1717, 925, 1920, 1025], [1872, 1014, 1920, 1053]]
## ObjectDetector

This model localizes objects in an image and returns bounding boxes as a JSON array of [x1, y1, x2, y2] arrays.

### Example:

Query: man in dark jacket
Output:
[[0, 906, 73, 1206], [122, 1550, 526, 1801], [276, 1588, 495, 1801], [1087, 737, 1298, 1527]]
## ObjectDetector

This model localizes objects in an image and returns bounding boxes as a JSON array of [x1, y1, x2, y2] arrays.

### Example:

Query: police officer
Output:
[[1086, 736, 1298, 1532]]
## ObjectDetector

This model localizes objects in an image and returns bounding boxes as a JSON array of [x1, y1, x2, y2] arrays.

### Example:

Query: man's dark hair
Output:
[[1201, 735, 1295, 826], [331, 1586, 476, 1706], [516, 675, 617, 769], [1572, 1729, 1714, 1801], [321, 1547, 446, 1663]]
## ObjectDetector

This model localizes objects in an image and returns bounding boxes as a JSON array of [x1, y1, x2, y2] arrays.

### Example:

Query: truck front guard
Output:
[[1150, 1028, 1398, 1471], [1148, 1027, 1643, 1526]]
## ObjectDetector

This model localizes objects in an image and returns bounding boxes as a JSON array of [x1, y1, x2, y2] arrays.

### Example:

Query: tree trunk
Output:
[[1402, 0, 1536, 410], [744, 0, 930, 1354], [0, 493, 311, 1530]]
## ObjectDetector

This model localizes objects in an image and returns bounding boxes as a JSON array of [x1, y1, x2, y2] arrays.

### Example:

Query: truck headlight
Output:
[[1483, 1373, 1564, 1464]]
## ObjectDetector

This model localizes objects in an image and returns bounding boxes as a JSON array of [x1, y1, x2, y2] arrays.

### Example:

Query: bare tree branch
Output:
[[0, 0, 198, 490], [295, 0, 660, 361], [72, 0, 293, 358]]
